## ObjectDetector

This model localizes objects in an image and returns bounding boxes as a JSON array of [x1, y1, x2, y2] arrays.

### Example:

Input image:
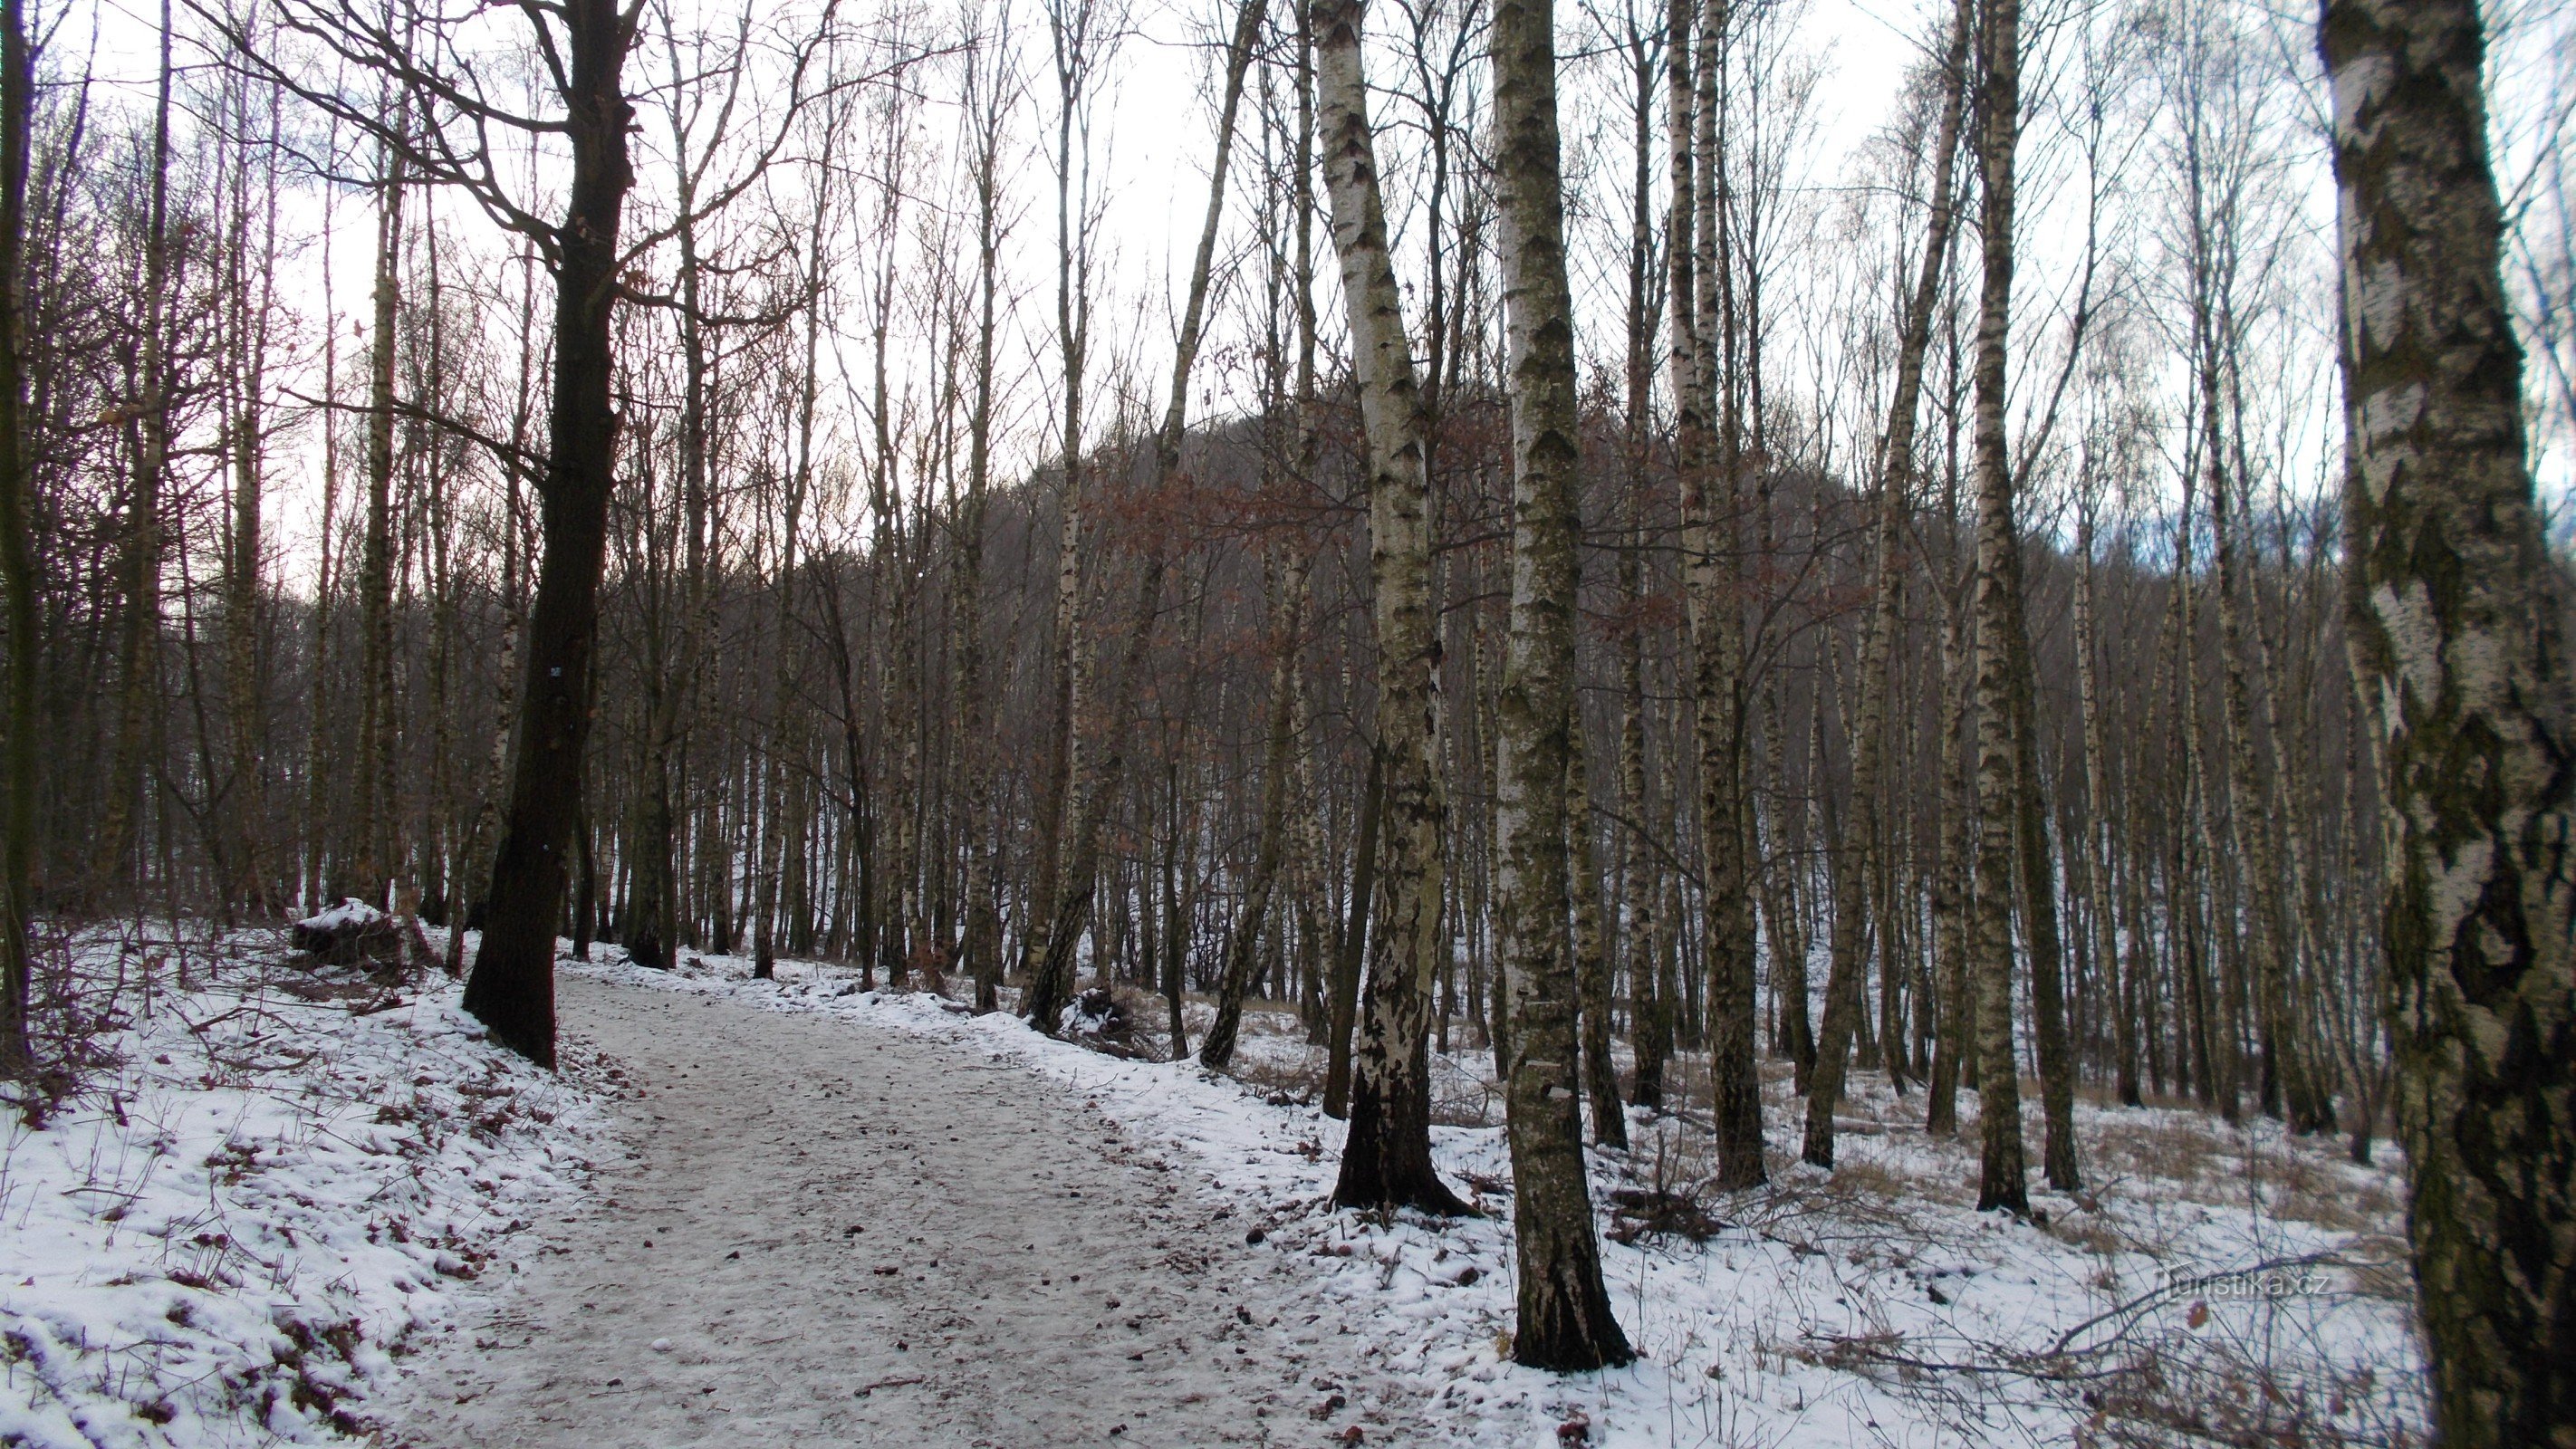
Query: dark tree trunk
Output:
[[465, 0, 637, 1069], [0, 0, 32, 1079]]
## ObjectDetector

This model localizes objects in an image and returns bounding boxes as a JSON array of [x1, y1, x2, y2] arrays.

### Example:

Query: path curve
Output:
[[390, 976, 1409, 1448]]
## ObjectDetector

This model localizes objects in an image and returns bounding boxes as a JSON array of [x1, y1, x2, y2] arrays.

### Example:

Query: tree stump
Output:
[[1062, 986, 1143, 1060], [290, 900, 429, 979]]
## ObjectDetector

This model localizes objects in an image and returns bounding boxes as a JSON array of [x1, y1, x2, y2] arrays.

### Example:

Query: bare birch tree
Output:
[[2325, 0, 2576, 1436], [1489, 0, 1631, 1366], [1317, 0, 1468, 1214]]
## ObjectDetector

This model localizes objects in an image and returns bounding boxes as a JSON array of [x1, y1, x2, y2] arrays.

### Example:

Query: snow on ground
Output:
[[570, 943, 2429, 1449], [0, 917, 2426, 1449], [389, 973, 1440, 1447], [0, 926, 607, 1449]]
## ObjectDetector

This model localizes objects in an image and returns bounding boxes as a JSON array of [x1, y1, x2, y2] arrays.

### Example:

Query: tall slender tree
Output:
[[1964, 0, 2030, 1214], [1687, 0, 1765, 1190], [1490, 0, 1631, 1365], [92, 0, 177, 907], [0, 0, 33, 1080], [1318, 0, 1468, 1214], [1804, 0, 1968, 1169], [1023, 0, 1264, 1031]]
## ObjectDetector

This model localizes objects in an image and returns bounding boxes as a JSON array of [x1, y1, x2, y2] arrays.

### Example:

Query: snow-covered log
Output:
[[1060, 985, 1144, 1060], [290, 899, 429, 974]]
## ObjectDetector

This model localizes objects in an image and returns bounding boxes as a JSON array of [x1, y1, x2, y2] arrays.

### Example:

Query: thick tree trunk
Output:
[[1965, 0, 2029, 1214], [464, 0, 636, 1068], [1490, 0, 1631, 1362], [1316, 0, 1466, 1215], [2323, 0, 2576, 1438]]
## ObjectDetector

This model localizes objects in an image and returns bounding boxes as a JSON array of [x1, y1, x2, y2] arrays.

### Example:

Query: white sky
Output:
[[54, 0, 2576, 588]]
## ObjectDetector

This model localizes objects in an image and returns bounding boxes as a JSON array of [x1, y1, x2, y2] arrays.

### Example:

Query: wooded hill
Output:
[[0, 0, 2566, 1424]]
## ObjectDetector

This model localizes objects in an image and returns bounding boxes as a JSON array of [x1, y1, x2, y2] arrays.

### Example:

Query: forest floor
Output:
[[2, 926, 2432, 1449]]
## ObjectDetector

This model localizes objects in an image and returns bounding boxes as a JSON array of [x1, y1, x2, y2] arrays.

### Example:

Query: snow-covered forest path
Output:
[[391, 976, 1411, 1447]]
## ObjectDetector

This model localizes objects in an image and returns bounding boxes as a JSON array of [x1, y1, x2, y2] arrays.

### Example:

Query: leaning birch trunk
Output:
[[352, 121, 404, 910], [1804, 0, 1968, 1168], [957, 69, 1004, 1012], [2075, 499, 2140, 1106], [1566, 702, 1625, 1147], [1964, 0, 2029, 1214], [1022, 0, 1267, 1032], [1316, 0, 1466, 1214], [2008, 595, 2080, 1191], [1202, 552, 1308, 1070], [2323, 0, 2576, 1438], [1490, 0, 1631, 1364]]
